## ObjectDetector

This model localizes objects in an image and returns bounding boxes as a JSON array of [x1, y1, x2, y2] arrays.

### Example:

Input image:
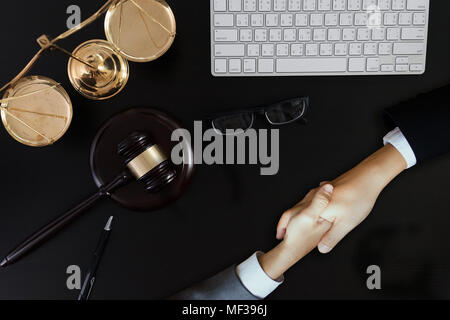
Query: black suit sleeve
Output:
[[169, 266, 259, 300], [385, 85, 450, 163]]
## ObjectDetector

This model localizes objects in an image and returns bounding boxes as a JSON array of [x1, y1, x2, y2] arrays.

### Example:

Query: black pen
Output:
[[78, 216, 114, 301]]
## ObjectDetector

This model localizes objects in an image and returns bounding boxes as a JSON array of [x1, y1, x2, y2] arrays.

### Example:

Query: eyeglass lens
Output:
[[212, 113, 254, 134], [212, 98, 307, 134], [265, 98, 307, 125]]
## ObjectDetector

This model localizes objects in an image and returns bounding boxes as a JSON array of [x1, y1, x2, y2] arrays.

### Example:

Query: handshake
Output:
[[259, 144, 407, 280], [174, 86, 449, 300]]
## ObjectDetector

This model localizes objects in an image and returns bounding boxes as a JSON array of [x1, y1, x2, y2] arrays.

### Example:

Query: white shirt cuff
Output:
[[235, 251, 284, 299], [383, 127, 417, 169]]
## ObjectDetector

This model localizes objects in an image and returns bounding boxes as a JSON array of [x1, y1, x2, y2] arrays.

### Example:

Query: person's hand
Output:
[[277, 144, 407, 254], [276, 183, 335, 255], [259, 184, 334, 280], [313, 175, 382, 254]]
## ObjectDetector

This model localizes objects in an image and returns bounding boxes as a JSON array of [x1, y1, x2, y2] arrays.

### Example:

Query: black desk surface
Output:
[[0, 0, 449, 300]]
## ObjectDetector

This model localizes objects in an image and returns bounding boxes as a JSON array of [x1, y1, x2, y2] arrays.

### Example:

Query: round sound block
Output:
[[90, 108, 194, 211]]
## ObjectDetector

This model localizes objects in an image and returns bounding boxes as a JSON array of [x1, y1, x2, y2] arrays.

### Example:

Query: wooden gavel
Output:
[[1, 132, 177, 267]]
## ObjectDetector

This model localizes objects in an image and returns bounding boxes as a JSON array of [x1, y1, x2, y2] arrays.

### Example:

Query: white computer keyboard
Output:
[[210, 0, 429, 76]]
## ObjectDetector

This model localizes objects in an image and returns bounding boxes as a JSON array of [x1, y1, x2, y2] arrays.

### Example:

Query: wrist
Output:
[[259, 241, 303, 280], [278, 239, 305, 263], [357, 144, 407, 191]]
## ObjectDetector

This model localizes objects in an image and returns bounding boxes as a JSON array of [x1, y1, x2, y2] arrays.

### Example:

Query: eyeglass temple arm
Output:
[[0, 0, 121, 95]]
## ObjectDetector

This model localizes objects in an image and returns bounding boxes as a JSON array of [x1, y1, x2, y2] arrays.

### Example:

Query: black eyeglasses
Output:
[[211, 97, 309, 135]]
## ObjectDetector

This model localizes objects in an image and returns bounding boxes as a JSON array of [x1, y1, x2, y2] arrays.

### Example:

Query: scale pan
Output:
[[104, 0, 176, 63], [1, 76, 72, 147]]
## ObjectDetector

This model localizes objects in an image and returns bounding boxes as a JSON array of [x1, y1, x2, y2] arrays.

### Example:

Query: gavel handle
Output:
[[1, 171, 132, 268]]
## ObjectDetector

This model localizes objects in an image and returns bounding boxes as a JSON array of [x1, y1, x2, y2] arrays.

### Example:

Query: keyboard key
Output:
[[333, 0, 346, 11], [372, 28, 385, 40], [325, 13, 338, 25], [349, 43, 362, 55], [295, 14, 308, 26], [348, 0, 362, 11], [364, 43, 378, 55], [396, 57, 409, 64], [262, 43, 275, 56], [229, 0, 242, 11], [281, 13, 294, 26], [392, 0, 406, 10], [266, 13, 279, 26], [284, 29, 297, 41], [214, 44, 245, 56], [407, 0, 427, 10], [328, 28, 341, 41], [313, 29, 327, 41], [274, 0, 287, 11], [277, 44, 289, 56], [259, 0, 271, 11], [303, 0, 316, 11], [393, 42, 424, 54], [413, 12, 426, 25], [384, 13, 398, 25], [214, 59, 227, 73], [229, 59, 242, 73], [340, 13, 353, 26], [396, 64, 409, 72], [251, 14, 264, 26], [410, 64, 424, 72], [378, 42, 392, 55], [244, 59, 257, 72], [357, 28, 370, 41], [378, 0, 391, 10], [291, 43, 304, 55], [343, 28, 356, 40], [367, 57, 380, 71], [255, 29, 268, 41], [320, 43, 333, 56], [318, 0, 332, 11], [368, 12, 382, 27], [240, 29, 253, 41], [288, 0, 302, 11], [381, 64, 394, 72], [335, 43, 348, 55], [236, 14, 249, 26], [259, 59, 274, 72], [244, 0, 257, 11], [399, 12, 412, 25], [276, 58, 347, 72], [299, 29, 312, 41], [401, 28, 425, 40], [247, 44, 260, 56], [215, 29, 238, 41], [214, 0, 227, 11], [214, 14, 234, 27], [355, 13, 368, 26], [310, 13, 324, 26], [305, 43, 319, 56], [349, 58, 366, 71], [363, 0, 377, 10], [269, 29, 282, 41], [387, 28, 400, 40]]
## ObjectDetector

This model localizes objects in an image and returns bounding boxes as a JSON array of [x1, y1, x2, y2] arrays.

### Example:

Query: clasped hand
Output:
[[260, 145, 406, 279], [277, 144, 407, 255]]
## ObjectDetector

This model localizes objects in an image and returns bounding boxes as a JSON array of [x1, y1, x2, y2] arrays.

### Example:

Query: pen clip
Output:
[[86, 277, 96, 300]]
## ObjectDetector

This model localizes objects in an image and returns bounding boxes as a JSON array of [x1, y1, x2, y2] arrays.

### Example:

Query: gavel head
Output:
[[117, 132, 177, 193]]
